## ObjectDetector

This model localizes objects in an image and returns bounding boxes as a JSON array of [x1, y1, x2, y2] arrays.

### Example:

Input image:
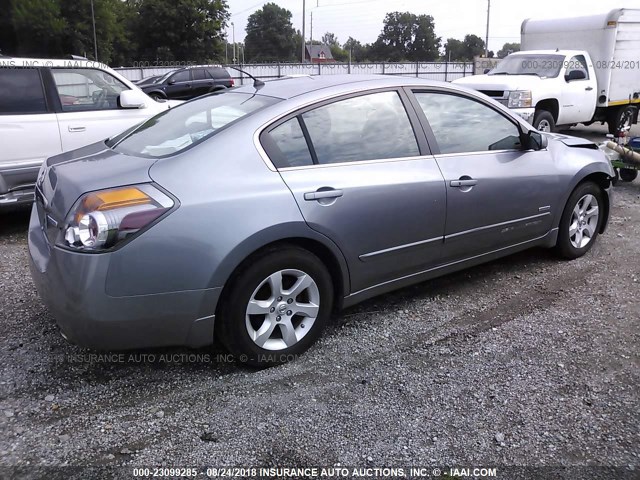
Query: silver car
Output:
[[28, 75, 613, 365]]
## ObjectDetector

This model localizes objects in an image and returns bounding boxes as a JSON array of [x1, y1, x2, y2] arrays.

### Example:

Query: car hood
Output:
[[38, 142, 157, 221], [454, 74, 547, 92]]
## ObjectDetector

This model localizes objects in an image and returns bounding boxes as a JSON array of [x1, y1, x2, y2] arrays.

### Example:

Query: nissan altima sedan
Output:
[[28, 75, 614, 365]]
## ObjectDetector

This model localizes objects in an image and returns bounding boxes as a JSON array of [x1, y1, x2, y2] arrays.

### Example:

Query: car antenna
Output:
[[225, 64, 265, 89]]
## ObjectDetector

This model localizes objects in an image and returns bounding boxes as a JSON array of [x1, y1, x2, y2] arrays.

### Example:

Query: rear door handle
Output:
[[585, 87, 593, 91], [304, 189, 343, 201], [450, 179, 478, 187], [68, 126, 86, 132]]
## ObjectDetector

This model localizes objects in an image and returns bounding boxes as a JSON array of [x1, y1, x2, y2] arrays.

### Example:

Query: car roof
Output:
[[0, 57, 113, 69], [232, 74, 454, 100]]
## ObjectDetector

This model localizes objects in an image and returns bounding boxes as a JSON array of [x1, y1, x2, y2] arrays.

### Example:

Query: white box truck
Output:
[[454, 8, 640, 134]]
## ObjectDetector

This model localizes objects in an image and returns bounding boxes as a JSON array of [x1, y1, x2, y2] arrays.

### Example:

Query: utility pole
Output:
[[90, 0, 98, 61], [485, 0, 490, 57], [301, 0, 306, 63], [232, 22, 236, 63], [310, 11, 313, 46]]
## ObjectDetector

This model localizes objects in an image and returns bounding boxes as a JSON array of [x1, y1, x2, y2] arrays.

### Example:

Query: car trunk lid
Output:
[[37, 141, 157, 224]]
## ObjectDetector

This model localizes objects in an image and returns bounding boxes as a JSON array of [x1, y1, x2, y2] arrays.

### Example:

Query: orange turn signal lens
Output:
[[75, 187, 152, 223], [85, 187, 151, 211]]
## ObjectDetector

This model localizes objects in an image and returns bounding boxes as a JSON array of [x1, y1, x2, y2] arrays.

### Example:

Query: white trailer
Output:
[[522, 8, 640, 114]]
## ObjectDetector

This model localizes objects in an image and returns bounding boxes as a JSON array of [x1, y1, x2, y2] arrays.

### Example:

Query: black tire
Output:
[[217, 246, 333, 367], [148, 93, 164, 102], [612, 169, 620, 186], [533, 110, 556, 133], [620, 168, 638, 182], [555, 182, 604, 259], [608, 105, 637, 135]]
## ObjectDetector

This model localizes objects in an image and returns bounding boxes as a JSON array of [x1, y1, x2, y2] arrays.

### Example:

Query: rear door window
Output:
[[0, 68, 47, 114], [301, 91, 420, 164], [192, 69, 207, 80]]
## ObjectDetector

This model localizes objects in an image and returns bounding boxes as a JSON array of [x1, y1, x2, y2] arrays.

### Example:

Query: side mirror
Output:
[[168, 79, 176, 85], [483, 68, 491, 74], [565, 70, 586, 82], [119, 89, 147, 109], [526, 130, 548, 150]]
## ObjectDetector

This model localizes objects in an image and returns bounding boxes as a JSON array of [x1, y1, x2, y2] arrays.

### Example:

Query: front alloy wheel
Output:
[[568, 194, 599, 249], [555, 182, 603, 259]]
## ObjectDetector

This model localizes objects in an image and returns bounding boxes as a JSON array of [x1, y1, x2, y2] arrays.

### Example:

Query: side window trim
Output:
[[259, 87, 432, 170], [297, 115, 319, 164], [408, 88, 525, 156]]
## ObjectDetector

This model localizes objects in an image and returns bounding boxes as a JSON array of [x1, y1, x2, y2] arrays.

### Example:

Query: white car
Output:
[[0, 57, 179, 208]]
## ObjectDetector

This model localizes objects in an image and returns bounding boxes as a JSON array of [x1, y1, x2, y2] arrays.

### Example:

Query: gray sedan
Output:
[[28, 75, 614, 365]]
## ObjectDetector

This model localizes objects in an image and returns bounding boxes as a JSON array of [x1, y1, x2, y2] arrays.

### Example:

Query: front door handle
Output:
[[585, 86, 593, 91], [304, 189, 343, 201], [450, 179, 478, 187], [68, 126, 86, 132]]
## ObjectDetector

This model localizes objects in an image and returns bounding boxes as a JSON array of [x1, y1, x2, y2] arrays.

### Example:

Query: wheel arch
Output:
[[535, 98, 559, 122], [145, 89, 167, 99], [212, 228, 351, 322], [555, 170, 612, 235]]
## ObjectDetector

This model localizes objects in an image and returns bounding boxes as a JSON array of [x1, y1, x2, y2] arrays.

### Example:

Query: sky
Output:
[[226, 0, 640, 53]]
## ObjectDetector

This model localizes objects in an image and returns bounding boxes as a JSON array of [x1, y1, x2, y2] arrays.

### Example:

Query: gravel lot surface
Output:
[[0, 125, 639, 478]]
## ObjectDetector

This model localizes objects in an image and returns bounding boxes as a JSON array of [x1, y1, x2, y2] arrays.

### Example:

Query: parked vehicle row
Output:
[[455, 8, 640, 134], [28, 75, 614, 365], [0, 57, 179, 209], [138, 65, 234, 101]]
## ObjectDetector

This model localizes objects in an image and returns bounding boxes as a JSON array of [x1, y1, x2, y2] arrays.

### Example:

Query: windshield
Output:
[[156, 70, 178, 84], [489, 54, 565, 78], [108, 92, 280, 158]]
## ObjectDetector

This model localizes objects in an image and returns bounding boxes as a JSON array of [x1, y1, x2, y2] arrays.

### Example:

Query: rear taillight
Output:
[[230, 79, 235, 87], [60, 184, 174, 252]]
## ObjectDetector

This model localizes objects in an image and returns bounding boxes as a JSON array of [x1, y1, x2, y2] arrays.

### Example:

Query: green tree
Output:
[[372, 12, 440, 62], [497, 42, 520, 58], [10, 0, 66, 57], [444, 38, 466, 61], [444, 34, 486, 61], [245, 3, 296, 62], [321, 32, 339, 48], [136, 0, 229, 63], [343, 37, 370, 62], [462, 34, 485, 59]]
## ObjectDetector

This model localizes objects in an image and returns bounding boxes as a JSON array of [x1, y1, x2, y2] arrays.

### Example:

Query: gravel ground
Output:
[[0, 126, 639, 479]]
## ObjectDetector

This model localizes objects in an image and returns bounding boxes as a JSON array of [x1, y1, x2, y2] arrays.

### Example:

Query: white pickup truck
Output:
[[454, 8, 640, 134]]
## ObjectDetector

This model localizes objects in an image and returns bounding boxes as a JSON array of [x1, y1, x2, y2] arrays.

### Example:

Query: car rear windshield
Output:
[[108, 92, 279, 158]]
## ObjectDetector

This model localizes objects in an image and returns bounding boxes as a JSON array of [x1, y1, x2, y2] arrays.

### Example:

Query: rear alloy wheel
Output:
[[555, 182, 603, 259], [218, 247, 333, 367], [533, 110, 556, 133]]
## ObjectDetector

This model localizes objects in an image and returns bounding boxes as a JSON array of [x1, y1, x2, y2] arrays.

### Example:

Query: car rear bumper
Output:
[[27, 206, 220, 350]]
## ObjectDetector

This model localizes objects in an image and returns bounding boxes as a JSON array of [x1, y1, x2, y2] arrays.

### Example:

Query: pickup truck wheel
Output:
[[608, 105, 637, 135], [533, 110, 555, 132], [620, 168, 638, 183]]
